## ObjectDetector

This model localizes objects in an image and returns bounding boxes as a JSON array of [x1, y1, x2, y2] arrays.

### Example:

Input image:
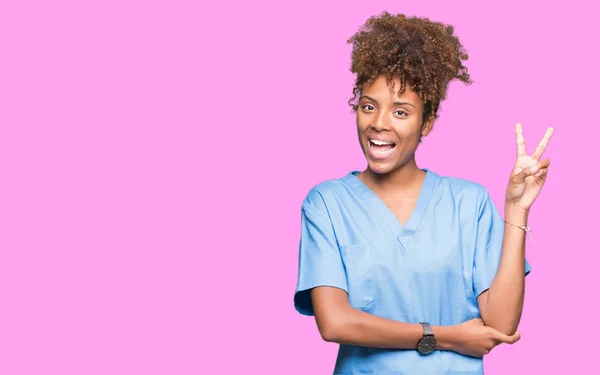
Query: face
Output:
[[356, 75, 433, 175]]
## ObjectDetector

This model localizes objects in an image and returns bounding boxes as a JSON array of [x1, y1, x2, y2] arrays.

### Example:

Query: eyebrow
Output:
[[359, 95, 417, 109]]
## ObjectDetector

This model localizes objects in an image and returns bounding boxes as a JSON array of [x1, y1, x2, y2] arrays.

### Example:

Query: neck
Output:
[[360, 158, 425, 193]]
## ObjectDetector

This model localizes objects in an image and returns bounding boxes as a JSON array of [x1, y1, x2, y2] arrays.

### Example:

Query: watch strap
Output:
[[420, 322, 434, 337]]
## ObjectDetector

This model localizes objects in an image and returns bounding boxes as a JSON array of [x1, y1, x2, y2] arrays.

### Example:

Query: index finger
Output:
[[516, 123, 526, 157], [531, 127, 555, 160]]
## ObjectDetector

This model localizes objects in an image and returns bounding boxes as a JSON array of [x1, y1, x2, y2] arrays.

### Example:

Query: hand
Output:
[[505, 123, 554, 211], [450, 318, 521, 357]]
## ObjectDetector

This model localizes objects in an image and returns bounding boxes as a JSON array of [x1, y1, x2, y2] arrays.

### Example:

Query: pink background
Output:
[[1, 1, 597, 374]]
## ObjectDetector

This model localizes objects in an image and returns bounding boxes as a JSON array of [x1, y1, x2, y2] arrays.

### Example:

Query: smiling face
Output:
[[357, 75, 434, 175]]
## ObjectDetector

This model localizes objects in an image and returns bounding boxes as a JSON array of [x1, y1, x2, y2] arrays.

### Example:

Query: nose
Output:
[[371, 112, 390, 131]]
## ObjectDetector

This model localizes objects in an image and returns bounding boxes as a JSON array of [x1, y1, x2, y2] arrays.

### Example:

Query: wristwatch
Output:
[[417, 322, 436, 355]]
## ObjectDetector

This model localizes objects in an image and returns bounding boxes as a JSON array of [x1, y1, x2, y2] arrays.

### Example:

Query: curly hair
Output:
[[347, 11, 472, 122]]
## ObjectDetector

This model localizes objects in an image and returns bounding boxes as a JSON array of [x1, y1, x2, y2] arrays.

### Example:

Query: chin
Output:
[[367, 160, 396, 175]]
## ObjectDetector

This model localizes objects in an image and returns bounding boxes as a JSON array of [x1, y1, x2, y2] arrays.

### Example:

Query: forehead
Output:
[[361, 76, 422, 103]]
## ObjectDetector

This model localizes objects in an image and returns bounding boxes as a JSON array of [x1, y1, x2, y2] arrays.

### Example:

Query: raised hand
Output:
[[505, 123, 554, 211]]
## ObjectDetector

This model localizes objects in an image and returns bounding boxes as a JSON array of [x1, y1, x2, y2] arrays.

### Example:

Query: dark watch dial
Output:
[[417, 336, 436, 354]]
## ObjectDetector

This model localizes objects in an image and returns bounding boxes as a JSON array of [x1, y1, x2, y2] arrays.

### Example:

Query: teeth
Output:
[[370, 139, 394, 146]]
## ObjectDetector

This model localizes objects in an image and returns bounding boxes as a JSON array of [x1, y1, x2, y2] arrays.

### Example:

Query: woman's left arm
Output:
[[478, 123, 554, 336]]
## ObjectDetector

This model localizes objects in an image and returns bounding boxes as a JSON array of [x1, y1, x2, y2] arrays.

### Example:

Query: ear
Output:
[[421, 117, 435, 137]]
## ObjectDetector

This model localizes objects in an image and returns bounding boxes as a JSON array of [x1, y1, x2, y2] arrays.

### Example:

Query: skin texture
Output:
[[309, 11, 554, 357], [354, 76, 431, 226]]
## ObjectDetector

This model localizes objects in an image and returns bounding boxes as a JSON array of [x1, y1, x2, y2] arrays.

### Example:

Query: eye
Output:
[[361, 104, 375, 112], [394, 110, 408, 116]]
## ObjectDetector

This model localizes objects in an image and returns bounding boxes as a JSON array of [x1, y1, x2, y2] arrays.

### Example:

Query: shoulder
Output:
[[301, 172, 355, 212]]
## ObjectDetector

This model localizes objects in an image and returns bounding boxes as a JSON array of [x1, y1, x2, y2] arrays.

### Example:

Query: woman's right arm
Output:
[[311, 286, 521, 357]]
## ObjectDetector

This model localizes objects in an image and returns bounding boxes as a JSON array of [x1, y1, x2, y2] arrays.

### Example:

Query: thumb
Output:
[[513, 163, 540, 183], [513, 159, 551, 183], [493, 329, 521, 344], [509, 330, 521, 344]]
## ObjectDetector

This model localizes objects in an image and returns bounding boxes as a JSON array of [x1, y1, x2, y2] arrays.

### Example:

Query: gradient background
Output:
[[1, 0, 598, 374]]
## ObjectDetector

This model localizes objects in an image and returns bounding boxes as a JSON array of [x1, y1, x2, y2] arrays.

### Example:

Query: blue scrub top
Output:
[[294, 169, 531, 375]]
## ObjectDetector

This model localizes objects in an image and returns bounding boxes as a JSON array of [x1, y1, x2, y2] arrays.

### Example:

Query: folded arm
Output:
[[311, 286, 455, 350]]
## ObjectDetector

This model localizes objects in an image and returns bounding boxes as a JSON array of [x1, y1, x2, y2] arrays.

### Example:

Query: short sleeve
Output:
[[473, 191, 532, 298], [293, 190, 348, 316]]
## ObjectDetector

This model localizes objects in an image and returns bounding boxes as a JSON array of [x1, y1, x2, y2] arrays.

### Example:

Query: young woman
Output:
[[293, 12, 553, 375]]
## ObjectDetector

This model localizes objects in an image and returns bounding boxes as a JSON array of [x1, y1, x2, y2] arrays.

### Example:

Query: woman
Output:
[[293, 11, 553, 375]]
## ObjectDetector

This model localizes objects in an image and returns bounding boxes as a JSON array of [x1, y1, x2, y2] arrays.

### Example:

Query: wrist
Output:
[[504, 202, 529, 224], [432, 325, 455, 351]]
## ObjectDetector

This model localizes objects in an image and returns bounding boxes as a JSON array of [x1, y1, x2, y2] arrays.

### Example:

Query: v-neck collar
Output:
[[344, 168, 439, 249]]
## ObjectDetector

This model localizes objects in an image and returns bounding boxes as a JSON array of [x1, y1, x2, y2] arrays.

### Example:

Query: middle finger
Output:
[[531, 127, 554, 160]]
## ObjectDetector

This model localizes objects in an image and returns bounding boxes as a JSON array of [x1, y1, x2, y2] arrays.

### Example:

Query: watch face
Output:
[[417, 336, 436, 354]]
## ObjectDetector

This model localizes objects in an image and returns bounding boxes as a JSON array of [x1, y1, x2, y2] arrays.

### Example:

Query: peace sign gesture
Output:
[[505, 123, 554, 211]]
